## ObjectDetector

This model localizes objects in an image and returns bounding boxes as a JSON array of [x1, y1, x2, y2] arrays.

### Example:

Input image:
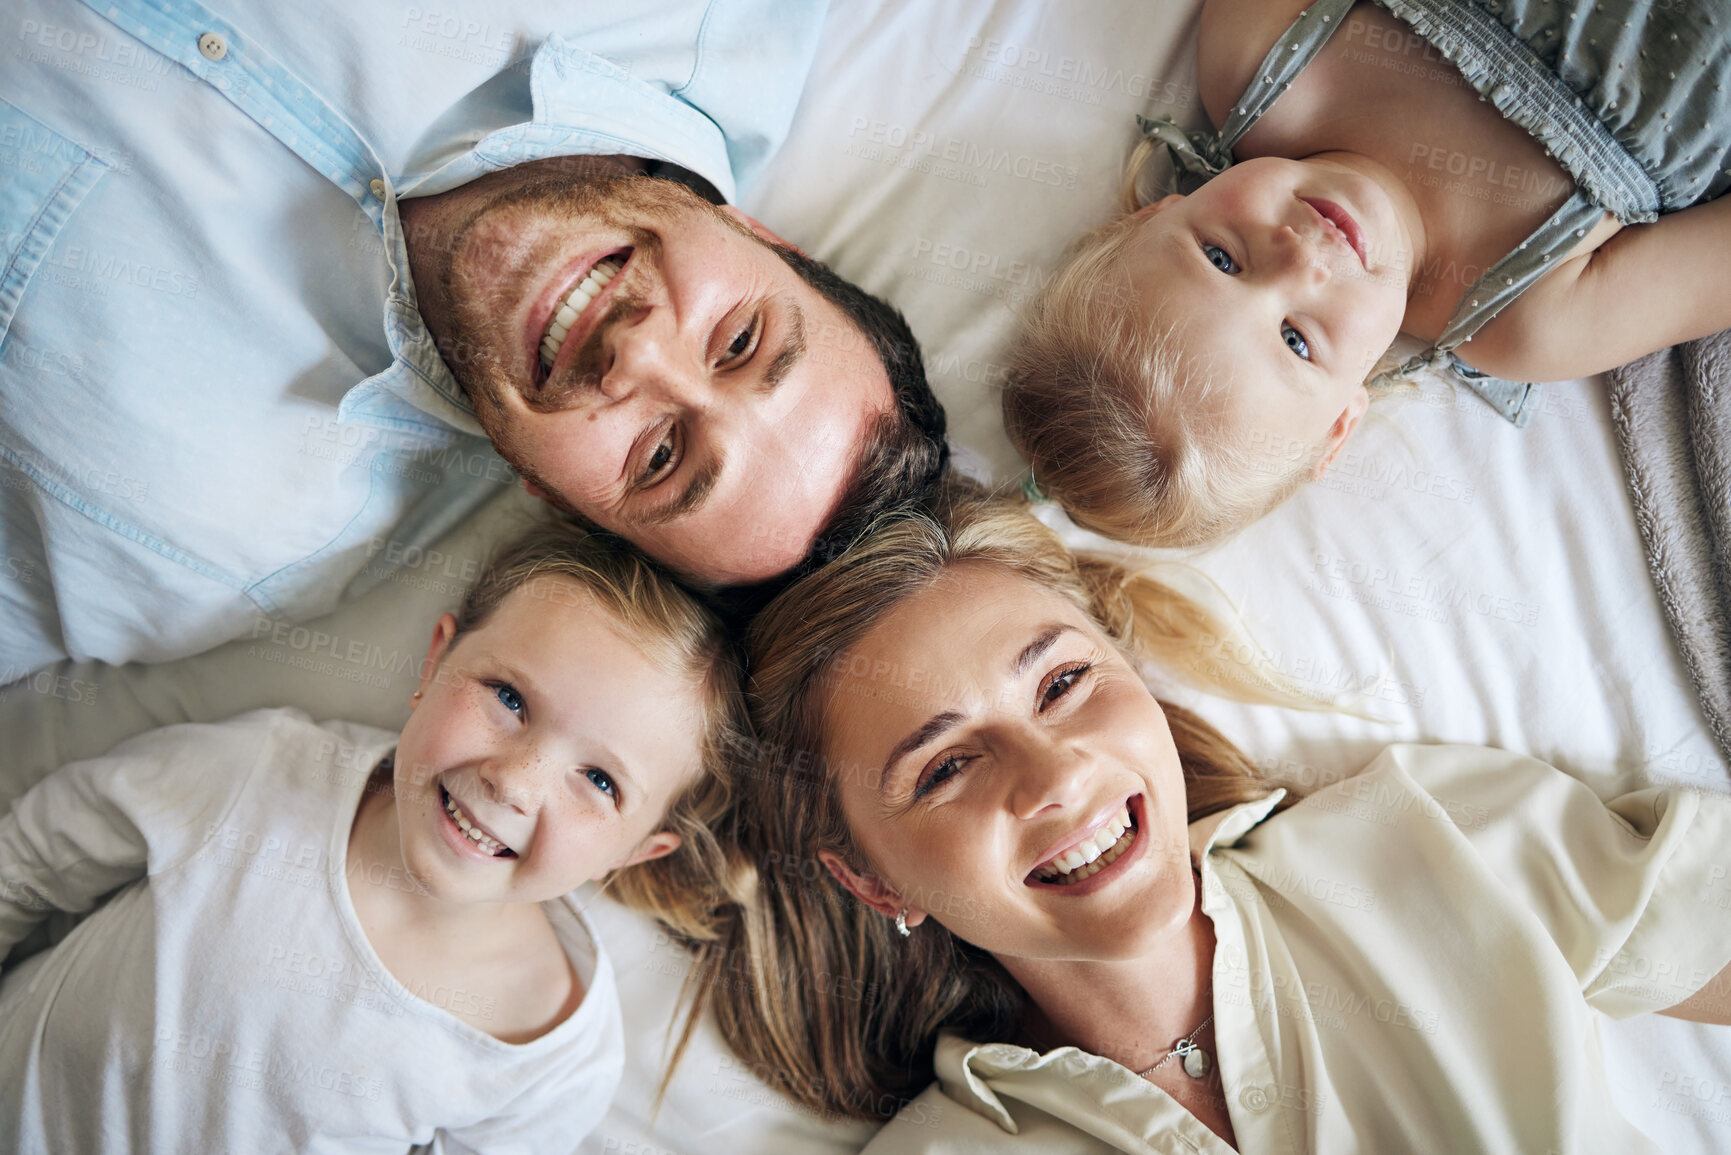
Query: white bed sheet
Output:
[[3, 0, 1727, 1150]]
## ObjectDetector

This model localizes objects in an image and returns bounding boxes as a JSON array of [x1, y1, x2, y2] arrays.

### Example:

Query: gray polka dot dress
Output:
[[1141, 0, 1731, 423]]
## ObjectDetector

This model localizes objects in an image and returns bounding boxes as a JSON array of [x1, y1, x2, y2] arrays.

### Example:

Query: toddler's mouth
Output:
[[1299, 197, 1369, 270]]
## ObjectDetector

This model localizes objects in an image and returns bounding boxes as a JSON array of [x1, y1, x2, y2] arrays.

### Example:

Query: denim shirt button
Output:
[[198, 32, 228, 61]]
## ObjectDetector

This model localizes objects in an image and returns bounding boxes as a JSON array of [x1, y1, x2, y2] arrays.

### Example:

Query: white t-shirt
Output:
[[0, 707, 623, 1154], [861, 745, 1731, 1154]]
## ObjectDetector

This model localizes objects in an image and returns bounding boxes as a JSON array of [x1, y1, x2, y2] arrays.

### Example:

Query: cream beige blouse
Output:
[[860, 745, 1731, 1154]]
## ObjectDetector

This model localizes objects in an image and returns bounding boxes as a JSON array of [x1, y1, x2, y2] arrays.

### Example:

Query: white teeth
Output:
[[539, 257, 623, 373], [444, 791, 508, 857], [1034, 806, 1136, 884]]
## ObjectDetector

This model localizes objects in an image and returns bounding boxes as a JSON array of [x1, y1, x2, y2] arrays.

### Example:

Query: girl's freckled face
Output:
[[388, 578, 706, 906], [820, 563, 1198, 963]]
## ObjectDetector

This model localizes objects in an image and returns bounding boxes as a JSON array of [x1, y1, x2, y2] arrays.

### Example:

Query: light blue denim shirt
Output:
[[0, 0, 824, 672]]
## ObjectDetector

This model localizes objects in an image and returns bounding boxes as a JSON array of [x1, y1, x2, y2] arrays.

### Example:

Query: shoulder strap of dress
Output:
[[1139, 0, 1357, 182], [1371, 187, 1605, 426]]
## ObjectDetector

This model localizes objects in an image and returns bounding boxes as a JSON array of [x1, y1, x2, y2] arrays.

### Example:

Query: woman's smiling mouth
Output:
[[1028, 798, 1141, 886]]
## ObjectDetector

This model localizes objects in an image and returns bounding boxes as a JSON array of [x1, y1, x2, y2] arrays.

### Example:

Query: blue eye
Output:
[[1203, 243, 1239, 274], [1282, 323, 1311, 360], [491, 682, 524, 716], [585, 767, 618, 800]]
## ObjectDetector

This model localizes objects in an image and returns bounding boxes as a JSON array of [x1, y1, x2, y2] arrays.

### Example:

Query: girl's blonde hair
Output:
[[447, 517, 749, 938], [668, 480, 1292, 1121]]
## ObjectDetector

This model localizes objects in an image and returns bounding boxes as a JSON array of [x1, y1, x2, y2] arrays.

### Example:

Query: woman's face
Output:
[[818, 561, 1197, 963]]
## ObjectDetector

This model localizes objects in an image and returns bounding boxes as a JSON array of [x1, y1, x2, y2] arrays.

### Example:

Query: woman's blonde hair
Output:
[[446, 517, 749, 937], [670, 481, 1292, 1121]]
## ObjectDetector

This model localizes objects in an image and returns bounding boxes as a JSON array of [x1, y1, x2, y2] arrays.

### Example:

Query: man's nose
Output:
[[599, 307, 709, 406]]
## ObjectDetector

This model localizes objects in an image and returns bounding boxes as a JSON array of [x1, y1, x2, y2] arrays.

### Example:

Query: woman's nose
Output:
[[1005, 728, 1094, 820]]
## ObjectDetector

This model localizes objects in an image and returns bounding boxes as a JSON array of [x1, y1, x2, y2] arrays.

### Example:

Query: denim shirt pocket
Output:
[[0, 95, 111, 350]]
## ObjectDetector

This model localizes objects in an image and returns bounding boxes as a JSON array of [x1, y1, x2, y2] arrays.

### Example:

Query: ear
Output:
[[1131, 193, 1185, 219], [816, 849, 927, 930], [617, 830, 682, 870], [414, 613, 459, 703], [720, 205, 805, 255], [1313, 385, 1371, 477]]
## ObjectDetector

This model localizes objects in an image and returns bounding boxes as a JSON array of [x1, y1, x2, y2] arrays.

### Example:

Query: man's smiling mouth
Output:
[[538, 253, 626, 378]]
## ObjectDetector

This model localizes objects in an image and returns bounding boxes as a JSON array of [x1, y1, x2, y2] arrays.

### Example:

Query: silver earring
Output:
[[894, 907, 911, 938]]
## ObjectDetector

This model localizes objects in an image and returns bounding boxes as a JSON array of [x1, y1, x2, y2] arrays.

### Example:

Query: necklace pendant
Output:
[[1181, 1045, 1213, 1078]]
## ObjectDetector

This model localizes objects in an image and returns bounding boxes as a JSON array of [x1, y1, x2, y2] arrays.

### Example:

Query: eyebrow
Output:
[[487, 656, 537, 699], [1013, 624, 1072, 677], [877, 622, 1077, 791], [1178, 229, 1224, 279], [756, 298, 808, 395], [631, 450, 724, 528]]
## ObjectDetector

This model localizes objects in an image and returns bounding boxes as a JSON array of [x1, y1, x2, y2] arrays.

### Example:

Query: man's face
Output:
[[406, 165, 894, 586]]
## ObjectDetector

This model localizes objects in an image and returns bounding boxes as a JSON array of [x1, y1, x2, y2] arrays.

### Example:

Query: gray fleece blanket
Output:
[[1607, 332, 1731, 763]]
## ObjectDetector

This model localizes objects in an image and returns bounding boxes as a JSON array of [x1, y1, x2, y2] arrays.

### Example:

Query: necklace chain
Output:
[[1136, 1013, 1214, 1079]]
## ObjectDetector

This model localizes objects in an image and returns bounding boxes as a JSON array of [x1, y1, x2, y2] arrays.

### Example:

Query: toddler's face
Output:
[[390, 577, 706, 907], [1124, 155, 1413, 471]]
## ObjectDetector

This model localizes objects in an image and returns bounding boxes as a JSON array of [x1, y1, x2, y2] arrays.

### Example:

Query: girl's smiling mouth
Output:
[[439, 784, 518, 860]]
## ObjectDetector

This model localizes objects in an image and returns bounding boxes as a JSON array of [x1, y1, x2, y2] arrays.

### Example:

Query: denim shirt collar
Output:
[[347, 35, 738, 434]]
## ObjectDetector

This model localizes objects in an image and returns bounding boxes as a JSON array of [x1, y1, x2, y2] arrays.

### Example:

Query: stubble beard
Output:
[[434, 173, 709, 496]]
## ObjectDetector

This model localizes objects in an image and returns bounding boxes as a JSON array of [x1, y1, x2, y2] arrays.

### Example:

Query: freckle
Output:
[[587, 412, 598, 422]]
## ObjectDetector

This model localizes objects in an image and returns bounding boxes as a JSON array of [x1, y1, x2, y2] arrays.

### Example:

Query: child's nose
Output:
[[1273, 226, 1330, 283], [478, 756, 540, 814]]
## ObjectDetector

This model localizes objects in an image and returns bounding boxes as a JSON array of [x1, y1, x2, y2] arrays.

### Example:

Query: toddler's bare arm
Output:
[[1660, 963, 1731, 1027], [1461, 196, 1731, 382]]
